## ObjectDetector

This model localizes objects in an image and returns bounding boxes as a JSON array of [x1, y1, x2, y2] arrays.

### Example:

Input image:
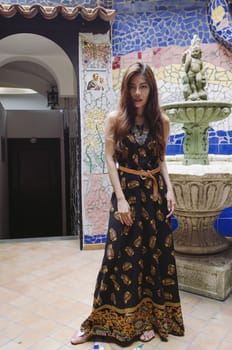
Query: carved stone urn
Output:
[[168, 165, 232, 254]]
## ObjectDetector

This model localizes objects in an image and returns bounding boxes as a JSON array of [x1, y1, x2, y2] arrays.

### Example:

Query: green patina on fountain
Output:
[[162, 35, 232, 165]]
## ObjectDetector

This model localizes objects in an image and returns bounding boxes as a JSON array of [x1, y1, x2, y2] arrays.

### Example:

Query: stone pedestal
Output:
[[176, 244, 232, 300]]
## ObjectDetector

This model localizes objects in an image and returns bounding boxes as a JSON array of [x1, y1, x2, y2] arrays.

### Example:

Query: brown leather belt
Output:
[[118, 165, 160, 201]]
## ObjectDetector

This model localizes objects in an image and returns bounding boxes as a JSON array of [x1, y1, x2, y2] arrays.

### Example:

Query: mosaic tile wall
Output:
[[1, 0, 232, 243], [111, 0, 232, 155], [97, 0, 232, 243], [78, 32, 116, 248]]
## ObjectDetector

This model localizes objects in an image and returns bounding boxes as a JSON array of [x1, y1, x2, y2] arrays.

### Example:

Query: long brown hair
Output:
[[114, 62, 166, 160]]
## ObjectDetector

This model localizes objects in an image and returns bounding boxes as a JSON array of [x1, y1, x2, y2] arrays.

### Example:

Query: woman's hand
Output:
[[166, 190, 176, 218], [117, 198, 133, 226]]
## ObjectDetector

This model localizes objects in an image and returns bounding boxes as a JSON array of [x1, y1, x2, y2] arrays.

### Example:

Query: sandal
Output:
[[140, 329, 155, 342], [70, 330, 91, 345]]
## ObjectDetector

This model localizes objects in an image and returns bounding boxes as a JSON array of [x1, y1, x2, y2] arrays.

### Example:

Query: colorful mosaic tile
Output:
[[1, 0, 232, 240], [207, 0, 232, 51]]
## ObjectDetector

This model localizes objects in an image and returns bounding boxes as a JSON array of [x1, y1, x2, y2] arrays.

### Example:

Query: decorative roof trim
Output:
[[0, 4, 116, 22]]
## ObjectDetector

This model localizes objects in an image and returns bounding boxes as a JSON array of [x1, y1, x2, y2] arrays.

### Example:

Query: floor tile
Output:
[[0, 237, 232, 350]]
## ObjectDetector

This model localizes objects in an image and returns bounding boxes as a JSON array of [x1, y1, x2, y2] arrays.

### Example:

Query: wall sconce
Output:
[[47, 86, 58, 109]]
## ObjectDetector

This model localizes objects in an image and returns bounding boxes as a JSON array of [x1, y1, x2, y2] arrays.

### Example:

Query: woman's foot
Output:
[[140, 329, 155, 342], [70, 330, 90, 345]]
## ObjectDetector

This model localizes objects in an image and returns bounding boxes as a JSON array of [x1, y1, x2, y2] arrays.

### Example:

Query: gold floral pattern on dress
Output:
[[81, 131, 184, 343], [158, 175, 164, 189], [144, 178, 153, 190], [132, 154, 139, 165], [124, 291, 132, 303], [138, 147, 146, 158], [162, 278, 176, 286], [146, 275, 155, 285], [128, 196, 136, 205], [149, 235, 157, 248], [138, 259, 144, 269], [122, 226, 129, 236], [110, 276, 120, 291], [138, 272, 143, 284], [138, 286, 142, 298], [142, 245, 148, 254], [144, 288, 153, 297], [150, 219, 157, 231], [106, 244, 114, 260], [150, 265, 156, 276], [122, 262, 133, 271], [141, 190, 146, 202], [164, 292, 173, 301], [165, 234, 173, 247], [168, 264, 176, 275], [138, 221, 143, 230], [141, 207, 149, 220], [156, 209, 164, 221], [100, 281, 108, 291], [125, 246, 135, 257], [128, 180, 140, 189], [134, 235, 142, 247], [111, 293, 116, 305], [109, 228, 117, 241], [101, 265, 108, 274], [152, 249, 162, 263], [121, 274, 132, 286]]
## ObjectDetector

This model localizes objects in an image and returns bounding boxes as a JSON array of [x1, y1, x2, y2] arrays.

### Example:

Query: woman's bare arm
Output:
[[105, 112, 133, 226], [159, 114, 176, 217]]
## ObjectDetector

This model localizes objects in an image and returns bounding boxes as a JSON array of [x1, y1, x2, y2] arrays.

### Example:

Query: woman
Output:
[[71, 62, 184, 345]]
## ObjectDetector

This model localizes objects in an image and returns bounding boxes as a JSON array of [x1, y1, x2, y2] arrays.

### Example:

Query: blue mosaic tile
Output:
[[171, 216, 178, 231], [166, 127, 232, 156], [208, 144, 219, 154], [166, 144, 184, 155], [218, 144, 232, 154], [84, 234, 106, 244], [217, 130, 227, 137], [112, 2, 215, 56], [214, 206, 232, 237]]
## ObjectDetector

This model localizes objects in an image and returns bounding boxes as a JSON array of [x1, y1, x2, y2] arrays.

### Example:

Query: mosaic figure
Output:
[[71, 62, 184, 346], [87, 72, 101, 90], [182, 35, 207, 101]]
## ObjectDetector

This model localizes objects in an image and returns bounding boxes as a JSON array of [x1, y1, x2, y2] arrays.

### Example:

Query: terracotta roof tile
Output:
[[0, 3, 115, 22]]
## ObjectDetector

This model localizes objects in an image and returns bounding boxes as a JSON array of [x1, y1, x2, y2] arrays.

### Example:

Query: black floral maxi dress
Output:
[[81, 128, 185, 343]]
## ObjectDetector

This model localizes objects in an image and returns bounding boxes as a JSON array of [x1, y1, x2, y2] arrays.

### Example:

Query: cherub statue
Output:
[[182, 35, 207, 101]]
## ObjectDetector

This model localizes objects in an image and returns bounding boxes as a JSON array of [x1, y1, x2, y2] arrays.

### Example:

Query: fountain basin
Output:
[[168, 158, 232, 254], [162, 101, 232, 165]]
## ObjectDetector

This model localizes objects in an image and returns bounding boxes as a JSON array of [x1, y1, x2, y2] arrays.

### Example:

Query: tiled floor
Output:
[[0, 237, 232, 350]]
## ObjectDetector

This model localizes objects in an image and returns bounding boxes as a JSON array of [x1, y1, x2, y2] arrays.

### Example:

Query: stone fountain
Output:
[[161, 35, 232, 300]]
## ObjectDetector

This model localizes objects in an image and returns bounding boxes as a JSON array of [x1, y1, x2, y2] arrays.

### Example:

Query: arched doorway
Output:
[[0, 4, 115, 245], [0, 33, 77, 239]]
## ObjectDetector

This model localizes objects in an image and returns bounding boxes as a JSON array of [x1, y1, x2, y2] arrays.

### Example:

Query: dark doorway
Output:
[[8, 138, 62, 238]]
